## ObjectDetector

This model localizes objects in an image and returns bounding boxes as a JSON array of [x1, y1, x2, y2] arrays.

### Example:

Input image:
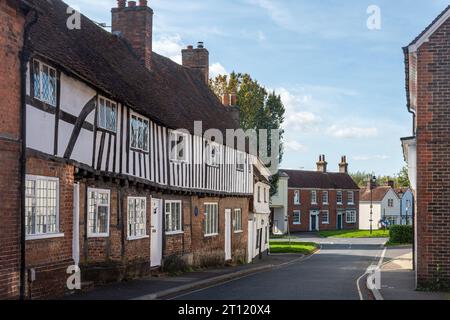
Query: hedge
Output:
[[389, 225, 413, 244]]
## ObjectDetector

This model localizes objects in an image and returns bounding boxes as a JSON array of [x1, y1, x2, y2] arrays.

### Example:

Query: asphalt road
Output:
[[168, 236, 387, 300]]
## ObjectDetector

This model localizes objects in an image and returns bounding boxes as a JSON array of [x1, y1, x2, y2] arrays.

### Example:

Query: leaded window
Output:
[[88, 189, 110, 237], [98, 97, 117, 132], [165, 200, 182, 233], [205, 203, 219, 236], [130, 114, 149, 152], [128, 197, 147, 239], [33, 60, 57, 106], [233, 209, 242, 232], [25, 176, 59, 237]]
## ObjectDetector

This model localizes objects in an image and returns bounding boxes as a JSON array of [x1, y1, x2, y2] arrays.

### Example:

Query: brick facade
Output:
[[412, 17, 450, 288], [25, 155, 75, 299], [287, 189, 359, 232], [0, 0, 26, 300]]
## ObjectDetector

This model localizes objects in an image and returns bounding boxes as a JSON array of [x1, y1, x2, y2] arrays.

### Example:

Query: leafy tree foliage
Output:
[[210, 72, 285, 195]]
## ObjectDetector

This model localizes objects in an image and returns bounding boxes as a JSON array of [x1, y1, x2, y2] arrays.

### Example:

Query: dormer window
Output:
[[170, 131, 188, 162], [130, 113, 149, 152], [98, 97, 117, 132], [32, 59, 57, 107]]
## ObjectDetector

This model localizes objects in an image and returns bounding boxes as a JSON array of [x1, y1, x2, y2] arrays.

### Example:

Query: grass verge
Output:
[[319, 229, 389, 238], [269, 241, 319, 254]]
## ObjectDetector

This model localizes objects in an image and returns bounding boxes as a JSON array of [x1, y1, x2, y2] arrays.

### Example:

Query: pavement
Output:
[[65, 253, 304, 300], [378, 245, 450, 300]]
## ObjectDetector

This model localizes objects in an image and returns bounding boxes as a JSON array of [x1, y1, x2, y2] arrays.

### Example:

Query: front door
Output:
[[225, 209, 232, 261], [310, 211, 319, 232], [337, 213, 343, 230], [151, 198, 163, 268]]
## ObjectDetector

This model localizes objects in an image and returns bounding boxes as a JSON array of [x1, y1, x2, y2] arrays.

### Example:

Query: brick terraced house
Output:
[[402, 5, 450, 289], [277, 156, 359, 233], [0, 0, 261, 299]]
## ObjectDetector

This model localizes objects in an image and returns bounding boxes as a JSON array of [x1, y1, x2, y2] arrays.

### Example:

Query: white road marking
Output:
[[356, 242, 387, 301]]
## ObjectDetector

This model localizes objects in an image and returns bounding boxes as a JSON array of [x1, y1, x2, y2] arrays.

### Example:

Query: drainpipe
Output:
[[19, 3, 39, 300]]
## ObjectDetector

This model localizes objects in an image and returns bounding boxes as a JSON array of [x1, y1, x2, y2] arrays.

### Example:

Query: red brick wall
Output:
[[287, 189, 359, 232], [25, 156, 75, 299], [0, 0, 25, 299], [190, 197, 248, 267], [78, 180, 152, 283], [415, 18, 450, 288]]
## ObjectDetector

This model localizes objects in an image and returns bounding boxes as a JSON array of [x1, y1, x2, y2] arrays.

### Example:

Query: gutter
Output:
[[19, 2, 39, 300]]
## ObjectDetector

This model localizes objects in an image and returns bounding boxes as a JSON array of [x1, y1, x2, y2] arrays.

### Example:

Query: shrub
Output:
[[389, 225, 413, 244], [162, 255, 191, 276]]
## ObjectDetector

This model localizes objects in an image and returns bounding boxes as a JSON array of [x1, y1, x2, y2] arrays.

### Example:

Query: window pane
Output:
[[98, 206, 108, 234], [33, 61, 40, 98]]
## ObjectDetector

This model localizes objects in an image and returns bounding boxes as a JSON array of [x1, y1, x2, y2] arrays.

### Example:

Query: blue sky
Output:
[[66, 0, 449, 176]]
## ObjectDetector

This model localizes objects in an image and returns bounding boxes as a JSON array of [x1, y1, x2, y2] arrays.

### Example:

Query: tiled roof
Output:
[[280, 170, 359, 190], [26, 0, 239, 135], [360, 187, 394, 202]]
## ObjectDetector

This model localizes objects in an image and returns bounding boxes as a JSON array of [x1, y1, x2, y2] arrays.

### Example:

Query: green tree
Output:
[[210, 72, 285, 195], [396, 165, 411, 188]]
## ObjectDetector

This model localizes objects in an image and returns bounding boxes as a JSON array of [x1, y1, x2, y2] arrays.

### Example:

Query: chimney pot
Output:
[[339, 155, 349, 174], [230, 92, 237, 106], [317, 154, 328, 173], [187, 45, 193, 50], [139, 0, 148, 6], [197, 41, 204, 48], [117, 0, 126, 8], [222, 94, 230, 106], [128, 1, 137, 7]]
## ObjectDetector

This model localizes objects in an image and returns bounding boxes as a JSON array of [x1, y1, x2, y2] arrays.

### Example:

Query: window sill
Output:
[[130, 147, 149, 154], [88, 233, 110, 239], [293, 223, 301, 225], [166, 231, 184, 236], [348, 203, 355, 206], [127, 235, 149, 241], [234, 230, 244, 234], [26, 233, 65, 241], [204, 233, 219, 238]]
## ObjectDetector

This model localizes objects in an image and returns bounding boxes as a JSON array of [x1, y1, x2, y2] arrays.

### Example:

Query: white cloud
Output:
[[153, 34, 184, 64], [277, 87, 321, 132], [210, 63, 228, 78], [285, 141, 307, 152], [248, 0, 296, 30], [353, 155, 390, 161], [326, 125, 378, 139]]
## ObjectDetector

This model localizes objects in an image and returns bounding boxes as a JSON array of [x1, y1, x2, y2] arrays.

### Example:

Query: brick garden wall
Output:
[[0, 0, 26, 300], [415, 18, 450, 288]]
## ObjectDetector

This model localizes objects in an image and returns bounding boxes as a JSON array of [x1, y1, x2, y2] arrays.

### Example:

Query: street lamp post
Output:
[[369, 175, 376, 235]]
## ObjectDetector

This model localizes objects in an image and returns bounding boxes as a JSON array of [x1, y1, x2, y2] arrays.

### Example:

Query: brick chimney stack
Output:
[[221, 92, 237, 107], [339, 156, 348, 174], [317, 155, 328, 173], [112, 0, 153, 70], [182, 42, 210, 84]]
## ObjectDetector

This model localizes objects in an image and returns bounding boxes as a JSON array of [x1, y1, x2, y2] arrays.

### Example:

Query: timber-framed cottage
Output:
[[0, 0, 259, 299]]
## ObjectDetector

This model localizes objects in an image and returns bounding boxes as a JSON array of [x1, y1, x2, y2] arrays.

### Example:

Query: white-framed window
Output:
[[204, 203, 219, 236], [406, 200, 411, 209], [206, 142, 221, 167], [236, 152, 246, 172], [127, 197, 147, 240], [32, 59, 57, 106], [87, 188, 110, 237], [388, 199, 394, 207], [130, 113, 149, 152], [233, 208, 243, 233], [347, 191, 354, 205], [294, 190, 300, 205], [25, 175, 60, 237], [170, 131, 188, 162], [293, 210, 301, 225], [98, 96, 117, 132], [346, 210, 357, 224], [311, 190, 317, 204], [322, 210, 329, 224], [322, 191, 329, 205], [165, 200, 182, 234], [337, 191, 343, 205]]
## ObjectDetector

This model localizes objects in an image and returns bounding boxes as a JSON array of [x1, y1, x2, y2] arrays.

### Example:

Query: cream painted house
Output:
[[270, 172, 289, 235], [359, 187, 401, 230]]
